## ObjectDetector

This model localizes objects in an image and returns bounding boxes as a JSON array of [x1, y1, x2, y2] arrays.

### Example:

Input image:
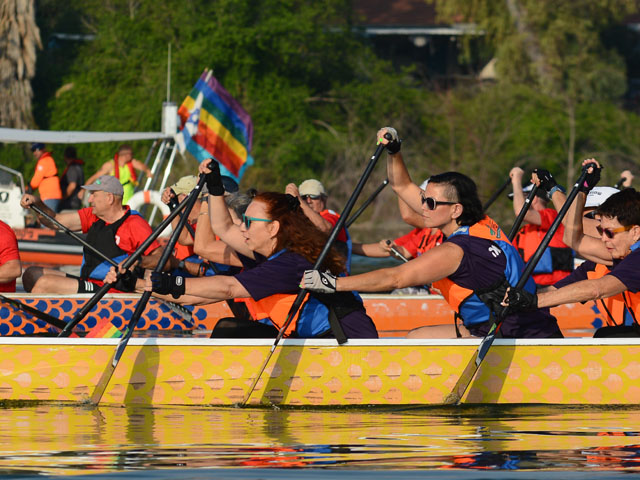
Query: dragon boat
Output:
[[0, 336, 638, 406], [0, 293, 603, 337]]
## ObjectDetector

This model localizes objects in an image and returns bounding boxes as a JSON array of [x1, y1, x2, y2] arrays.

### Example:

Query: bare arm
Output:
[[334, 242, 463, 292], [285, 183, 332, 233], [131, 159, 153, 177], [537, 275, 627, 309], [0, 259, 21, 284], [85, 161, 114, 186], [376, 128, 423, 215], [146, 274, 250, 306], [397, 197, 425, 229], [511, 167, 541, 225], [20, 194, 82, 231]]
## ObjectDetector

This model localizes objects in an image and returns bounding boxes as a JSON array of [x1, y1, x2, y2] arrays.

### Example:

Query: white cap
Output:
[[419, 179, 429, 190], [585, 186, 620, 208]]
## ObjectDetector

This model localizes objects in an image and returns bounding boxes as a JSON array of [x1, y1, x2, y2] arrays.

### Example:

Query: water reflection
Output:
[[0, 405, 638, 474]]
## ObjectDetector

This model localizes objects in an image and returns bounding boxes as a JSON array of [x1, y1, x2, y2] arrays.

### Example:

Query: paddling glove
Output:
[[151, 271, 186, 299], [579, 164, 601, 193], [205, 160, 225, 196], [506, 287, 538, 312], [533, 168, 557, 193], [381, 127, 402, 154], [302, 270, 337, 294], [112, 266, 144, 293]]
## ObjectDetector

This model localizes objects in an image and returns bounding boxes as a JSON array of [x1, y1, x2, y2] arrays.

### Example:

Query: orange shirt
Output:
[[30, 152, 62, 201]]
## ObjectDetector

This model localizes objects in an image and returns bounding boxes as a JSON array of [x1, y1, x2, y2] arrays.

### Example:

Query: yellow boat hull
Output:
[[0, 337, 638, 406]]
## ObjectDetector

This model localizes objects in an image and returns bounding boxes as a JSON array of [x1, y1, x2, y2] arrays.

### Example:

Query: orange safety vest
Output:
[[586, 263, 640, 326], [432, 216, 536, 327], [239, 294, 307, 337], [30, 152, 62, 200]]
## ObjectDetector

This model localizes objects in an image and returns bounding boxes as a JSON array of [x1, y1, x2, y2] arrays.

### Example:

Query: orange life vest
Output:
[[432, 216, 536, 327], [586, 262, 640, 326]]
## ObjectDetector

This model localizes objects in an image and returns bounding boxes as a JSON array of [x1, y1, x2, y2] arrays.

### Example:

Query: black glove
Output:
[[533, 168, 557, 193], [151, 271, 186, 299], [381, 127, 402, 154], [506, 287, 538, 312], [204, 160, 225, 196], [113, 269, 137, 292], [167, 189, 179, 211], [579, 163, 601, 193]]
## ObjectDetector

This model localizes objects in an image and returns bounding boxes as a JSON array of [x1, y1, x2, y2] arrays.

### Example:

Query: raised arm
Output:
[[193, 201, 242, 266], [199, 159, 253, 259], [285, 183, 332, 233], [377, 127, 424, 216], [511, 167, 541, 225], [85, 160, 114, 186]]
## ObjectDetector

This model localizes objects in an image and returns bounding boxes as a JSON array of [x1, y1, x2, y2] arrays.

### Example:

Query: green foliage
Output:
[[4, 0, 640, 240]]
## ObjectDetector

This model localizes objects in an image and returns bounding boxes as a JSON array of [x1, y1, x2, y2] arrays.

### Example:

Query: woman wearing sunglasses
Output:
[[303, 127, 562, 339], [507, 160, 640, 336], [140, 158, 378, 340]]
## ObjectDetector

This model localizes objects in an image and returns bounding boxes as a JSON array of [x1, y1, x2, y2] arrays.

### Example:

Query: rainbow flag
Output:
[[84, 317, 123, 339], [175, 69, 254, 182]]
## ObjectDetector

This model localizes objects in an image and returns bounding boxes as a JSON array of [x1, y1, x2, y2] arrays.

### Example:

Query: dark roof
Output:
[[353, 0, 441, 26]]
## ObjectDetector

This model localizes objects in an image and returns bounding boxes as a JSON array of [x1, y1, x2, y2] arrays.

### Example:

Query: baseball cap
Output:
[[30, 143, 45, 152], [585, 186, 619, 209], [222, 176, 239, 193], [81, 175, 124, 196], [299, 179, 326, 197], [171, 175, 199, 195], [419, 179, 429, 190], [508, 183, 547, 200]]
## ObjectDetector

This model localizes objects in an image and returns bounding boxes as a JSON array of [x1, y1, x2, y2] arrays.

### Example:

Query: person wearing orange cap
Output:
[[29, 143, 62, 213]]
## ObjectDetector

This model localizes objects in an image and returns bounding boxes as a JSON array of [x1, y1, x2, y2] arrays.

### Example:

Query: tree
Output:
[[0, 0, 41, 129], [431, 0, 636, 185]]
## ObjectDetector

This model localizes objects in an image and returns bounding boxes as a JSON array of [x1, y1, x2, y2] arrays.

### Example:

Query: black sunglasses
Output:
[[301, 194, 322, 200], [421, 194, 457, 210], [596, 224, 633, 239]]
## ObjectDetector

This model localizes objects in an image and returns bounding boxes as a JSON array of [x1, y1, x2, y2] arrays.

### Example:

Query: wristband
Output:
[[547, 184, 566, 200]]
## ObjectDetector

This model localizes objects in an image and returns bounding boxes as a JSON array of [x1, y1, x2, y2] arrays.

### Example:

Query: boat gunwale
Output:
[[0, 337, 638, 346]]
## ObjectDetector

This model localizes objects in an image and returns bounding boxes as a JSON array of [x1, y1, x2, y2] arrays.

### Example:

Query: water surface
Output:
[[0, 404, 639, 477]]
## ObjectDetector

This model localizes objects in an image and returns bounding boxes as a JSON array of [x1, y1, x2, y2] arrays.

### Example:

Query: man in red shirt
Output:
[[20, 175, 161, 294], [0, 220, 21, 292], [509, 167, 574, 286]]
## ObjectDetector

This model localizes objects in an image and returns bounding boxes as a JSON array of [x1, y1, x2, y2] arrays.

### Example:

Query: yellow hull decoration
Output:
[[0, 338, 638, 406]]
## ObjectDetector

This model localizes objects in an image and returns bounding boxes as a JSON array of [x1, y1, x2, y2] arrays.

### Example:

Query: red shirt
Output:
[[0, 220, 19, 292], [320, 209, 348, 242], [78, 207, 160, 256], [394, 228, 444, 258], [513, 208, 571, 285]]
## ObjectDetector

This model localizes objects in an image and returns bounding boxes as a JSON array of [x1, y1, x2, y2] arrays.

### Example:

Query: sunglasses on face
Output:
[[596, 224, 634, 239], [420, 194, 458, 210], [301, 194, 322, 201], [242, 214, 271, 229]]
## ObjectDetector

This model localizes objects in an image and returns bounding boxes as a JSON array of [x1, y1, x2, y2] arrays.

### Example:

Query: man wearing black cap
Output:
[[20, 175, 162, 294], [29, 143, 62, 212]]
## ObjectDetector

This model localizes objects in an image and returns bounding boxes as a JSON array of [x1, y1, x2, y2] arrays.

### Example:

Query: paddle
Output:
[[614, 176, 627, 189], [89, 174, 207, 404], [482, 177, 511, 211], [58, 187, 195, 337], [0, 293, 70, 332], [386, 240, 409, 263], [346, 178, 389, 228], [507, 184, 539, 241], [443, 163, 596, 405], [240, 140, 389, 406], [29, 204, 193, 323]]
